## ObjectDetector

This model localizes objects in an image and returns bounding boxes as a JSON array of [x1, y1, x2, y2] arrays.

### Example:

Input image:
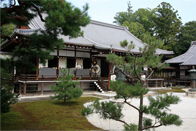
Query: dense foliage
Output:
[[153, 2, 182, 50], [174, 21, 196, 56], [0, 23, 15, 42], [114, 2, 182, 51], [0, 69, 17, 113], [1, 0, 90, 72], [1, 0, 90, 113]]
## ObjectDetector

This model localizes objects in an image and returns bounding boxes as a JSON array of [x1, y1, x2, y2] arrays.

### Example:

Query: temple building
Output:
[[165, 41, 196, 86], [1, 14, 173, 95]]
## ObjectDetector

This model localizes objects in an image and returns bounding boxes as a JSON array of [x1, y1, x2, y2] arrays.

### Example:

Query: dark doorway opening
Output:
[[48, 57, 58, 68], [101, 59, 109, 77], [83, 58, 91, 69], [67, 57, 75, 68]]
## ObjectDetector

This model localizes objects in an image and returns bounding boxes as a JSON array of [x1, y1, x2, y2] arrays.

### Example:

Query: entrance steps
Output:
[[94, 82, 105, 93]]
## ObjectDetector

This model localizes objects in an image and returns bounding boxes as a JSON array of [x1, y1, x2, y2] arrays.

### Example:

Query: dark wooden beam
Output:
[[57, 49, 59, 78]]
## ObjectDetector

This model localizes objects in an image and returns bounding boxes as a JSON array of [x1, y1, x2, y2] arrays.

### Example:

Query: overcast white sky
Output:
[[67, 0, 196, 25], [1, 0, 195, 25]]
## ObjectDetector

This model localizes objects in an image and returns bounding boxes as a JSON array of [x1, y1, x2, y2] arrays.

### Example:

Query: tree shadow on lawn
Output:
[[51, 99, 81, 107]]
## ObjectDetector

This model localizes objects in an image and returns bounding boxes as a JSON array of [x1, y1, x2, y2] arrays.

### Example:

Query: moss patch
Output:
[[1, 97, 100, 130], [154, 87, 186, 94]]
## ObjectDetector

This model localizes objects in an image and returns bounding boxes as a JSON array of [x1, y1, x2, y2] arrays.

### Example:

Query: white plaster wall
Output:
[[66, 51, 74, 57], [59, 57, 67, 68], [59, 50, 74, 57], [38, 83, 56, 91], [50, 50, 57, 55], [59, 50, 66, 56], [50, 49, 75, 57], [39, 59, 48, 67], [76, 58, 83, 69], [76, 52, 90, 58]]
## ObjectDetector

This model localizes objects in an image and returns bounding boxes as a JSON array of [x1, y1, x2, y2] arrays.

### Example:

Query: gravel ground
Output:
[[84, 92, 196, 131]]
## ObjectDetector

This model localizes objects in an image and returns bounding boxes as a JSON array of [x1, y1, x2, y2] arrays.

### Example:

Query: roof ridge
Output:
[[191, 41, 196, 45], [165, 41, 195, 63], [90, 20, 125, 30], [83, 36, 110, 49], [180, 54, 193, 65]]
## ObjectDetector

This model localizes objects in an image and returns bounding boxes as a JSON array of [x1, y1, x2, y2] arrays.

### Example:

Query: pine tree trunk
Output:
[[138, 95, 143, 131], [63, 98, 66, 104]]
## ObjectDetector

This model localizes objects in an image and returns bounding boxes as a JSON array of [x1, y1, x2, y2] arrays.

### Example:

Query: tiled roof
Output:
[[2, 12, 174, 55], [165, 41, 196, 65]]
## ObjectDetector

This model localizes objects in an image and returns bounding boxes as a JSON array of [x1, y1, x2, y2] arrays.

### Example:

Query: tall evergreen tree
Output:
[[50, 66, 83, 104], [174, 21, 196, 56], [153, 2, 182, 50], [82, 39, 182, 130], [1, 0, 90, 72]]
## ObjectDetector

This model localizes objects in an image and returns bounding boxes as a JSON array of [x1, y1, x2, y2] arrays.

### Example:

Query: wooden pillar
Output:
[[19, 83, 21, 94], [80, 82, 83, 89], [36, 57, 39, 80], [57, 50, 59, 78], [74, 46, 77, 79], [12, 66, 14, 83], [74, 46, 76, 66], [41, 82, 44, 95], [155, 80, 158, 87], [24, 83, 26, 95], [146, 80, 149, 88], [108, 63, 112, 90], [161, 80, 163, 87]]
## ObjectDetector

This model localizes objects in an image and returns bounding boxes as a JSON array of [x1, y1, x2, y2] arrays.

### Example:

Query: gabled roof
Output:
[[165, 41, 196, 65], [1, 13, 173, 55]]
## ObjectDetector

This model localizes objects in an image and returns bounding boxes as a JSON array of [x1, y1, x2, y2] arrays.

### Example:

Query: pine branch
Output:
[[142, 123, 163, 130], [116, 67, 140, 81], [104, 109, 130, 127], [6, 15, 27, 22], [146, 67, 154, 79], [31, 3, 46, 22], [112, 117, 130, 127], [10, 0, 16, 7], [124, 101, 140, 112]]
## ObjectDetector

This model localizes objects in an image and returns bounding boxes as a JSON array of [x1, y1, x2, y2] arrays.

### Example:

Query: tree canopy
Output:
[[153, 2, 182, 50], [113, 2, 182, 51], [174, 21, 196, 56], [1, 0, 90, 72]]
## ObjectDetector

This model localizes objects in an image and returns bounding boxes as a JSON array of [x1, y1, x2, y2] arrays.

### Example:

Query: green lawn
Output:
[[1, 97, 101, 130], [153, 87, 186, 94]]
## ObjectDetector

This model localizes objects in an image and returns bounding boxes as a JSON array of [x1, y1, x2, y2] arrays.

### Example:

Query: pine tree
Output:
[[0, 69, 17, 113], [153, 2, 182, 50], [50, 66, 83, 104], [82, 39, 182, 130], [1, 0, 89, 112], [1, 0, 90, 72]]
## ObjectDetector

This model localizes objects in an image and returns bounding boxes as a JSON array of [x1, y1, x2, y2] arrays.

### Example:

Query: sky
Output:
[[66, 0, 196, 25]]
